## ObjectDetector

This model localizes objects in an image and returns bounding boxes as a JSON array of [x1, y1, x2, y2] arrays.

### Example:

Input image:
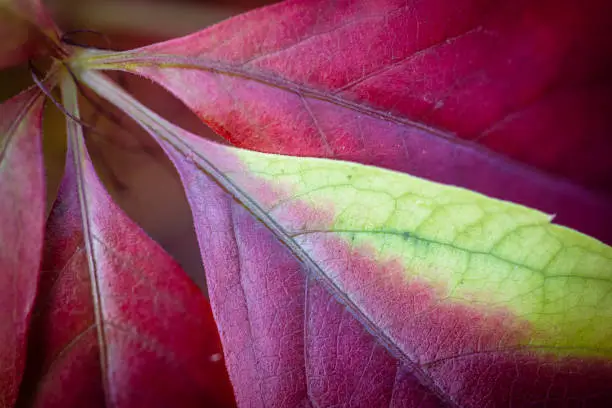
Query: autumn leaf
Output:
[[2, 0, 612, 406], [81, 62, 612, 406], [79, 0, 612, 243], [9, 75, 235, 408], [0, 87, 45, 408], [73, 0, 612, 405]]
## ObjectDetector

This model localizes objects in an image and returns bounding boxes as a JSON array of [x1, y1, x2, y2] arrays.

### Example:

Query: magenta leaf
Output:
[[82, 70, 612, 408], [78, 0, 612, 244], [0, 88, 45, 407], [15, 78, 235, 407]]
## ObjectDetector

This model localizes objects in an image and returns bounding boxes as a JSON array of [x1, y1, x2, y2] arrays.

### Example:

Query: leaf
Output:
[[76, 0, 612, 244], [0, 0, 61, 69], [0, 88, 45, 408], [83, 71, 612, 407], [16, 77, 235, 408]]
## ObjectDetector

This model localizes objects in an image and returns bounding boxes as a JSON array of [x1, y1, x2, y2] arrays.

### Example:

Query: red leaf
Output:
[[16, 79, 235, 407], [0, 88, 45, 408], [75, 0, 612, 405], [84, 0, 612, 244], [82, 71, 612, 408]]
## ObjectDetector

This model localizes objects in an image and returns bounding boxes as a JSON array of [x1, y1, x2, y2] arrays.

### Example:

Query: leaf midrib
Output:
[[160, 130, 461, 408]]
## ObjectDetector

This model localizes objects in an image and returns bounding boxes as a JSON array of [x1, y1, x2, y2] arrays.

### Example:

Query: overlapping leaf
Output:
[[73, 0, 612, 405], [1, 0, 608, 406], [15, 77, 235, 408], [0, 88, 45, 408], [77, 0, 612, 243], [83, 71, 612, 407]]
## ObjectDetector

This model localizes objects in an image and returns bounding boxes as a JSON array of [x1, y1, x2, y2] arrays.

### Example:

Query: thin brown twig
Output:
[[29, 60, 98, 133], [30, 59, 151, 153], [63, 63, 159, 156]]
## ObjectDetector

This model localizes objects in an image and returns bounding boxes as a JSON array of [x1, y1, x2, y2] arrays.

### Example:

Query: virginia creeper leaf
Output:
[[0, 87, 45, 408], [77, 0, 612, 244], [16, 77, 235, 407], [84, 71, 612, 407]]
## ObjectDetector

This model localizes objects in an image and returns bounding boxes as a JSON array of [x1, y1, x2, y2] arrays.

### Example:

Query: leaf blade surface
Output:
[[0, 87, 45, 408], [83, 71, 612, 407], [133, 126, 612, 407], [16, 77, 235, 408], [77, 0, 612, 243]]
